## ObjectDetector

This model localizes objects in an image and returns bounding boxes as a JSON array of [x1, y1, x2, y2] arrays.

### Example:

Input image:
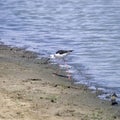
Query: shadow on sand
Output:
[[53, 73, 68, 78]]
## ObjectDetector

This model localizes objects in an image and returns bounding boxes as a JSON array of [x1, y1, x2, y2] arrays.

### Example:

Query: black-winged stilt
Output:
[[50, 50, 73, 62], [50, 50, 73, 79]]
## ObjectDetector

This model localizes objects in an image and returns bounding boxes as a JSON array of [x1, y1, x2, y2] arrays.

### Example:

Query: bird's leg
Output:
[[52, 59, 62, 76], [52, 64, 60, 76], [63, 58, 71, 80], [63, 58, 67, 67]]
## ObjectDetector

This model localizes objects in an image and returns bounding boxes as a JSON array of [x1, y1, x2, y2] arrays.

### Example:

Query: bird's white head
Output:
[[50, 54, 55, 59]]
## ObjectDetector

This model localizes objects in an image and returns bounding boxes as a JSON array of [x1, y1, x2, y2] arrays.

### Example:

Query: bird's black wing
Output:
[[56, 50, 73, 54]]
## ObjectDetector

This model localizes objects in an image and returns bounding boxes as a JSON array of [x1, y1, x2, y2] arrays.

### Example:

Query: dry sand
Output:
[[0, 44, 120, 120]]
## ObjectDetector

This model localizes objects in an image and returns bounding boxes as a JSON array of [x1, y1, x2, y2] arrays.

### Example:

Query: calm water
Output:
[[0, 0, 120, 99]]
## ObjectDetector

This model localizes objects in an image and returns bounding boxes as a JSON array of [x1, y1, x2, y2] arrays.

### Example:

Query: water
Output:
[[0, 0, 120, 100]]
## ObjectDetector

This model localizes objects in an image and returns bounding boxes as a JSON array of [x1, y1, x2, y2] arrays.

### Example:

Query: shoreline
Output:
[[0, 44, 120, 120]]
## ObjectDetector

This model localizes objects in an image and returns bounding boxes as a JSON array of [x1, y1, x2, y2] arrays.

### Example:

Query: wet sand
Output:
[[0, 44, 120, 120]]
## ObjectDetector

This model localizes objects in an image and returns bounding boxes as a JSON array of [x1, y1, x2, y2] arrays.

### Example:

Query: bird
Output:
[[50, 50, 73, 79], [50, 50, 73, 59]]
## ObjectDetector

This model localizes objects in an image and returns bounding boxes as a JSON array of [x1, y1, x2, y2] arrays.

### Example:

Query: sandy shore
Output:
[[0, 44, 120, 120]]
